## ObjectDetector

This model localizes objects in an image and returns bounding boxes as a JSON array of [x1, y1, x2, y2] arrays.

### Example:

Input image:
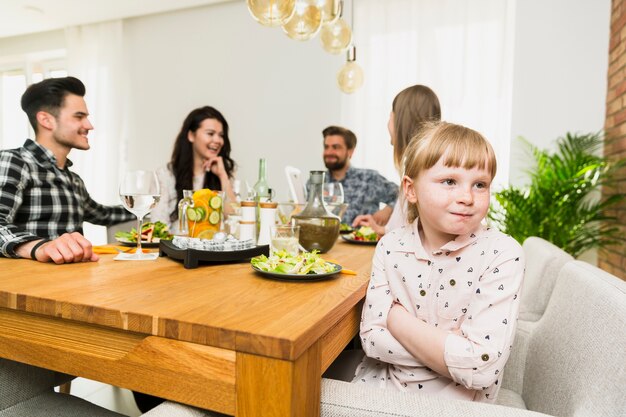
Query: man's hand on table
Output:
[[16, 232, 99, 264]]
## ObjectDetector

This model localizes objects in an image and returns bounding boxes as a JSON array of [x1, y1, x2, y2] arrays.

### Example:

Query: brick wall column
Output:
[[601, 0, 626, 279]]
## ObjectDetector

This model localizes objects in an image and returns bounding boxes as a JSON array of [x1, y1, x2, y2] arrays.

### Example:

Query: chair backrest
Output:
[[0, 359, 58, 410], [520, 237, 573, 321], [522, 261, 626, 416], [106, 220, 136, 244], [285, 166, 307, 204]]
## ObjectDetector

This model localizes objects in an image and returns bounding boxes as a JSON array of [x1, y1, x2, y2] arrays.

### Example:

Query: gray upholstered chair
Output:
[[0, 359, 125, 417], [106, 220, 136, 244], [518, 237, 573, 322]]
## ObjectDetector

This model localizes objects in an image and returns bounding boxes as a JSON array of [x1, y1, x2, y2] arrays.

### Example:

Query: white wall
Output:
[[122, 1, 342, 200], [0, 0, 612, 195], [509, 0, 611, 185]]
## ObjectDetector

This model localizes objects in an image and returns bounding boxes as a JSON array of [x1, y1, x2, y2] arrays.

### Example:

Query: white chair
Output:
[[284, 166, 307, 204]]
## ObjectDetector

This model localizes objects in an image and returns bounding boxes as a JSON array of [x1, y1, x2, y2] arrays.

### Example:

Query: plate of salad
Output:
[[114, 221, 174, 248], [341, 226, 379, 245], [339, 223, 354, 234], [250, 250, 342, 281]]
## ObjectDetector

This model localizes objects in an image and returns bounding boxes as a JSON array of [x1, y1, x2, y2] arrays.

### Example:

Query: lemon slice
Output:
[[208, 211, 221, 225]]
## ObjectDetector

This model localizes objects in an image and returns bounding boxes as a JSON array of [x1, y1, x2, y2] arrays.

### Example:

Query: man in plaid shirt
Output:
[[0, 76, 134, 263]]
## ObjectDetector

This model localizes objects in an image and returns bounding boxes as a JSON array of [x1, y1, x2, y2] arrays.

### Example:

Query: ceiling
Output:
[[0, 0, 233, 39]]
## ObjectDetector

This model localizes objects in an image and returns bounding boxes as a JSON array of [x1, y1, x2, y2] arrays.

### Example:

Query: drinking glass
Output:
[[117, 170, 160, 261], [270, 225, 300, 256], [323, 182, 344, 205]]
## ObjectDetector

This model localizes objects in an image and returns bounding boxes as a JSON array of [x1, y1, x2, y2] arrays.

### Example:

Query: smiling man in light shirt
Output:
[[0, 76, 134, 263], [320, 125, 398, 224]]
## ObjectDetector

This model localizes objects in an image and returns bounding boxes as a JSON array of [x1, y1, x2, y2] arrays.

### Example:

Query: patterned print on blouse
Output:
[[354, 220, 525, 403]]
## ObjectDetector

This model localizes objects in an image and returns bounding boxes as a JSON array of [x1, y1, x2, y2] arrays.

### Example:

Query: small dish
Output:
[[341, 234, 378, 246], [251, 262, 342, 282], [115, 237, 162, 248]]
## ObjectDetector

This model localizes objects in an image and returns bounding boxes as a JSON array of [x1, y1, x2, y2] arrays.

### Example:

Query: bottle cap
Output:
[[259, 201, 278, 209], [309, 171, 325, 184], [241, 200, 256, 207]]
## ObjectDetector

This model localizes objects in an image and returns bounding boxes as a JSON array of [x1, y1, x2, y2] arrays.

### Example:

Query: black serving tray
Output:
[[159, 240, 269, 269]]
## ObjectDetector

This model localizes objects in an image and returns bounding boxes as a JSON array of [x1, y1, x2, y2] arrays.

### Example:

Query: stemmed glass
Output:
[[323, 182, 344, 205], [323, 182, 345, 218], [117, 170, 160, 260]]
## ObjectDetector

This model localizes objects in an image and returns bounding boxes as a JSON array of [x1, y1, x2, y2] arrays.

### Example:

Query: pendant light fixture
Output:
[[282, 0, 322, 41], [337, 45, 364, 93], [247, 0, 297, 27], [336, 0, 363, 93], [316, 0, 341, 24], [320, 1, 351, 54]]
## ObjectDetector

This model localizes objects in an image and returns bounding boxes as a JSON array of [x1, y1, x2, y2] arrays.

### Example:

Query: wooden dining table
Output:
[[0, 238, 375, 417]]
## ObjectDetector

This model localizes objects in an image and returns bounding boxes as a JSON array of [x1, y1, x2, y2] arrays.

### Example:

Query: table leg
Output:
[[236, 340, 321, 417]]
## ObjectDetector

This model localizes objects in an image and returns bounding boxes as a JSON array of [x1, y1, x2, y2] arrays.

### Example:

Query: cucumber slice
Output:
[[186, 207, 198, 221], [208, 211, 221, 225], [209, 195, 222, 209], [195, 207, 207, 221]]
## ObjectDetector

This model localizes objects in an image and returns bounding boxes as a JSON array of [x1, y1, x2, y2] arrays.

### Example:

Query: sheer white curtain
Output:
[[65, 20, 127, 204], [341, 0, 516, 189], [65, 21, 128, 243]]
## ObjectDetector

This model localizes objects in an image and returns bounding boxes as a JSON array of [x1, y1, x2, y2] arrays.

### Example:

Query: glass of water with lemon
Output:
[[186, 189, 224, 239]]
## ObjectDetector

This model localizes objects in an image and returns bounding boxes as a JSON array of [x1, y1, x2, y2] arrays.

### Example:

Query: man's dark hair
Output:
[[20, 76, 86, 133], [322, 125, 357, 150]]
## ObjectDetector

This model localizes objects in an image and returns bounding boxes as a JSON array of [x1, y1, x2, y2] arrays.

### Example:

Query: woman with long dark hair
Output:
[[151, 106, 237, 233]]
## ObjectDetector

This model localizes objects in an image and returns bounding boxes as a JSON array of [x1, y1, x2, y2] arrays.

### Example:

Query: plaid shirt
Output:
[[310, 166, 398, 224], [0, 139, 134, 258]]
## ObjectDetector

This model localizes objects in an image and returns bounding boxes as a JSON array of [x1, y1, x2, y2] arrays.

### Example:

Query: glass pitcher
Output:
[[177, 189, 194, 236], [293, 171, 340, 253]]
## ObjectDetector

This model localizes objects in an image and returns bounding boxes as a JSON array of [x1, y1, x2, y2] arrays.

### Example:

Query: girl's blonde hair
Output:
[[403, 121, 497, 223], [392, 85, 441, 171]]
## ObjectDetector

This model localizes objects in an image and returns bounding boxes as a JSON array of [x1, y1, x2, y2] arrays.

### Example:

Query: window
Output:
[[0, 55, 67, 150]]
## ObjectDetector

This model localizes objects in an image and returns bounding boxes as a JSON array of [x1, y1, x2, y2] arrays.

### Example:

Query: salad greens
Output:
[[339, 223, 353, 232], [352, 226, 378, 242], [114, 221, 173, 243], [251, 250, 338, 275]]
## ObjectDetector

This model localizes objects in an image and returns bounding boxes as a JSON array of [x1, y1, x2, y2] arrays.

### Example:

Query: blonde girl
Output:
[[354, 121, 525, 403]]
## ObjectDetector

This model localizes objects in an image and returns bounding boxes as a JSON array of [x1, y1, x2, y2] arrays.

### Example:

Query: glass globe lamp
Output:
[[316, 0, 341, 24], [337, 45, 364, 94], [282, 0, 322, 41], [320, 17, 351, 54], [247, 0, 296, 27]]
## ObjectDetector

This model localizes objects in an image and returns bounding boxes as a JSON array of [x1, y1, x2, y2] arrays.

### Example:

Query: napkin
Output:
[[92, 246, 149, 254]]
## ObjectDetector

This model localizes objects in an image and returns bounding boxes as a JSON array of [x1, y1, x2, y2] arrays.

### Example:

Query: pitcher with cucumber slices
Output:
[[186, 189, 224, 239]]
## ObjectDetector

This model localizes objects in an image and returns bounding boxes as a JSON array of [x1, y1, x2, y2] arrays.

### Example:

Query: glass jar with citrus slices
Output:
[[186, 189, 224, 239]]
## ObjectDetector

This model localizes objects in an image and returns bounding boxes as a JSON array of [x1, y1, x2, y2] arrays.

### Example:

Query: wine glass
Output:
[[323, 182, 344, 205], [118, 170, 160, 260], [323, 182, 345, 219]]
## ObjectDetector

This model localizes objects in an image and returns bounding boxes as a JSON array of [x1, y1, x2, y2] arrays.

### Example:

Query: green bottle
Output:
[[253, 158, 270, 202]]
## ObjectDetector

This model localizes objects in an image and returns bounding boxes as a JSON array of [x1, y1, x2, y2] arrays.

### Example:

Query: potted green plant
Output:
[[489, 132, 626, 257]]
